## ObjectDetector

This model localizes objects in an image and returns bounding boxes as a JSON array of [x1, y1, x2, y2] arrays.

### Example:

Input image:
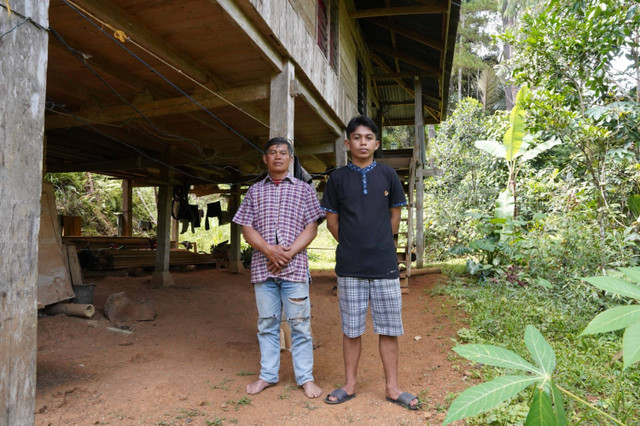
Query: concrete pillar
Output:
[[270, 60, 295, 173], [122, 179, 133, 237], [414, 77, 425, 268], [151, 183, 175, 288], [0, 2, 49, 424], [228, 184, 244, 273]]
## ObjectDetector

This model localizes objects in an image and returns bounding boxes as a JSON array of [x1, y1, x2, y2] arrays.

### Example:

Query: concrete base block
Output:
[[151, 270, 175, 288]]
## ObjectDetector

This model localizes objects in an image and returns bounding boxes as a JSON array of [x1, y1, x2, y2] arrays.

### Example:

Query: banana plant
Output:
[[475, 84, 561, 218]]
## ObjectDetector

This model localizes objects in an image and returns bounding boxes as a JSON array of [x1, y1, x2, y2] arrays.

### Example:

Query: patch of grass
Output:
[[235, 370, 256, 376], [210, 377, 233, 390], [304, 401, 318, 410], [205, 418, 224, 426], [176, 408, 204, 419], [226, 396, 252, 411], [425, 258, 467, 277]]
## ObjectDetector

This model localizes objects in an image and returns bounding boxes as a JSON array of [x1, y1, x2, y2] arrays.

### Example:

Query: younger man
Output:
[[233, 137, 324, 399], [321, 116, 420, 410]]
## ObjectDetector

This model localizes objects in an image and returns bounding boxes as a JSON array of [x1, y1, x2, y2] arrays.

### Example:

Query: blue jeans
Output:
[[254, 278, 313, 386]]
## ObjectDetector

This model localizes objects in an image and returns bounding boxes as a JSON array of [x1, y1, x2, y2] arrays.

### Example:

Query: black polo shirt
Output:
[[321, 162, 407, 279]]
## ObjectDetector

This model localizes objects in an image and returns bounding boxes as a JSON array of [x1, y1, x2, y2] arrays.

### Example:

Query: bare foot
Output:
[[246, 379, 277, 395], [302, 381, 322, 398]]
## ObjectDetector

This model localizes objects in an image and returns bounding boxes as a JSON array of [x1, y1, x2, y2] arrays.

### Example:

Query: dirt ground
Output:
[[35, 268, 468, 425]]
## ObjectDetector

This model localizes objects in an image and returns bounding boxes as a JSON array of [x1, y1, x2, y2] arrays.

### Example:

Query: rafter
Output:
[[366, 18, 444, 51], [371, 54, 440, 122], [369, 43, 439, 75], [349, 4, 448, 19], [46, 84, 269, 129]]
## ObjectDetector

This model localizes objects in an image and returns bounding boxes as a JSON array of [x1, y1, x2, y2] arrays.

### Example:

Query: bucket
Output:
[[72, 284, 96, 304]]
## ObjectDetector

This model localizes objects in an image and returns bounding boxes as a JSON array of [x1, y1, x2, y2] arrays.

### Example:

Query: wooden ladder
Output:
[[397, 157, 417, 294]]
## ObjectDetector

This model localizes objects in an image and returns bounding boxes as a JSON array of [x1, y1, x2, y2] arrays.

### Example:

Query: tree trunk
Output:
[[502, 7, 517, 110], [458, 67, 462, 102]]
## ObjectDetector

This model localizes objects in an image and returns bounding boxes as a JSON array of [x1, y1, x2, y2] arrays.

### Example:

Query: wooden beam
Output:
[[122, 179, 133, 237], [296, 143, 335, 156], [369, 43, 440, 75], [349, 4, 448, 19], [151, 181, 175, 288], [46, 84, 269, 129], [414, 78, 425, 268], [372, 72, 432, 80], [366, 18, 444, 51], [290, 79, 342, 137], [227, 184, 244, 273], [212, 0, 283, 72]]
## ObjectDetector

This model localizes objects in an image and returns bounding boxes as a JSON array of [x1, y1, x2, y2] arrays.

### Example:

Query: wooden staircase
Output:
[[397, 156, 417, 294]]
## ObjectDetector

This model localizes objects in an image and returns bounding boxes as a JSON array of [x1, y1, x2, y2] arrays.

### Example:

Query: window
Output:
[[317, 0, 339, 73]]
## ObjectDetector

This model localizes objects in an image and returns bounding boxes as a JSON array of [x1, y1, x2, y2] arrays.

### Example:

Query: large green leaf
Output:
[[525, 387, 556, 426], [618, 267, 640, 285], [519, 136, 562, 162], [443, 376, 539, 425], [475, 139, 506, 158], [582, 276, 640, 300], [581, 305, 640, 335], [495, 189, 515, 220], [453, 345, 542, 374], [627, 195, 640, 219], [525, 325, 556, 375], [503, 85, 529, 161], [623, 321, 640, 369], [551, 382, 568, 426]]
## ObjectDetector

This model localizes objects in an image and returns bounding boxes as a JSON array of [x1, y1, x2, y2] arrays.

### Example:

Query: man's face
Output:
[[263, 143, 292, 174], [345, 125, 379, 162]]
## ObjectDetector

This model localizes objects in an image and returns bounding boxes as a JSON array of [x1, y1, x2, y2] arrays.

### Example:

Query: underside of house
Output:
[[42, 0, 459, 286]]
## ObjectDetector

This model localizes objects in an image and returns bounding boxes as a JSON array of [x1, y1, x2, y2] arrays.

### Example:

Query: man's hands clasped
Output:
[[265, 244, 292, 274]]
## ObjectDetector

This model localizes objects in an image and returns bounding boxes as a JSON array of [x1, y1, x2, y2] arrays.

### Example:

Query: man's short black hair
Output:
[[346, 116, 379, 140], [264, 137, 293, 156]]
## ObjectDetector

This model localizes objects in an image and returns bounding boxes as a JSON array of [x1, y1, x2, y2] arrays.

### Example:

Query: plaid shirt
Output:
[[233, 173, 324, 284]]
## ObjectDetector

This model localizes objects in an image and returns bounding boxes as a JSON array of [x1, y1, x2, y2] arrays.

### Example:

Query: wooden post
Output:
[[335, 134, 347, 167], [151, 183, 175, 288], [270, 60, 295, 173], [414, 77, 425, 268], [122, 179, 133, 237], [1, 1, 49, 424], [228, 184, 244, 273], [375, 110, 384, 158], [171, 218, 179, 246]]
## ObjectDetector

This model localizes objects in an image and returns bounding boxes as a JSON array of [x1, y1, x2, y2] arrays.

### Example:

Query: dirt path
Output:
[[35, 269, 467, 425]]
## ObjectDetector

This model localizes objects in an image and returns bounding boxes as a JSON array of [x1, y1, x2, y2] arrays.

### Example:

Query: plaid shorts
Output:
[[337, 276, 404, 338]]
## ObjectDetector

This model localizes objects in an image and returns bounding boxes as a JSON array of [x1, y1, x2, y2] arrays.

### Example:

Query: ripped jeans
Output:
[[254, 278, 313, 386]]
